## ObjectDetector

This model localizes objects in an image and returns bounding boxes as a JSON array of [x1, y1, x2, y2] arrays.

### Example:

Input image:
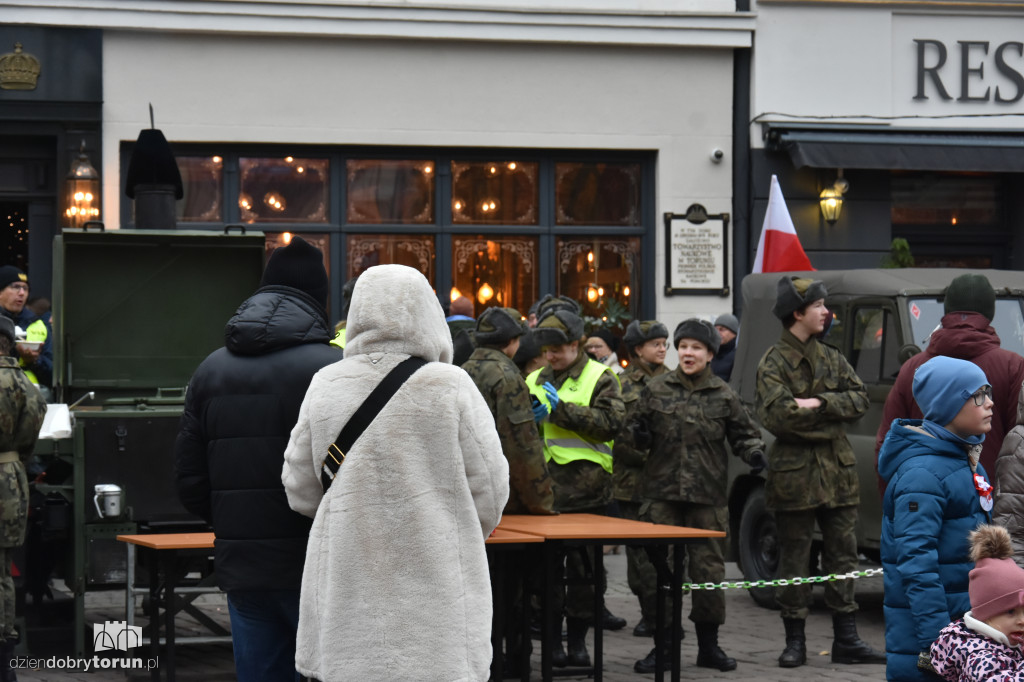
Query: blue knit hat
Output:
[[913, 356, 990, 426]]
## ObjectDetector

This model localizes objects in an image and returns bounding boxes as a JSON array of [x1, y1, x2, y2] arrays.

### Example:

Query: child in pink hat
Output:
[[930, 524, 1024, 680]]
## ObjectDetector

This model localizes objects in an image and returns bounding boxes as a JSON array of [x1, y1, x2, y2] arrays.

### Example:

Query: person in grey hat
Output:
[[611, 320, 670, 640], [712, 313, 739, 382], [462, 307, 554, 676], [528, 306, 626, 667], [756, 277, 884, 669]]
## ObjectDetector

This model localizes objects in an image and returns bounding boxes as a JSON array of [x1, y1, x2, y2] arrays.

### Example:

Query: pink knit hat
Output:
[[969, 525, 1024, 622]]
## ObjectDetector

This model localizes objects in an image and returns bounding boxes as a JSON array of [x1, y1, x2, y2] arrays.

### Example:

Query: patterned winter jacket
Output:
[[930, 614, 1024, 681]]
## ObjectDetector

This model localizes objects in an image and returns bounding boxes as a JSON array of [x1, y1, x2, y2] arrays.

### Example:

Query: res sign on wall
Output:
[[893, 13, 1024, 116]]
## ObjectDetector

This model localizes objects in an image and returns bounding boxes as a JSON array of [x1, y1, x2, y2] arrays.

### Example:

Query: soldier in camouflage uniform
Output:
[[529, 303, 625, 668], [623, 319, 765, 674], [755, 276, 885, 669], [462, 307, 554, 676], [0, 315, 46, 678], [611, 320, 670, 639], [462, 306, 555, 514]]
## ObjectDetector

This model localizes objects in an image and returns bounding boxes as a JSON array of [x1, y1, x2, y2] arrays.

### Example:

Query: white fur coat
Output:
[[282, 264, 509, 682]]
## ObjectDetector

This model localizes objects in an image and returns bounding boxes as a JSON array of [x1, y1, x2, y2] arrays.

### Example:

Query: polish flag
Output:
[[752, 175, 814, 273]]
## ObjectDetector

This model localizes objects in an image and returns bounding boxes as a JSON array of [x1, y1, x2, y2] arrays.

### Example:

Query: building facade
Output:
[[747, 0, 1024, 273], [3, 1, 754, 335]]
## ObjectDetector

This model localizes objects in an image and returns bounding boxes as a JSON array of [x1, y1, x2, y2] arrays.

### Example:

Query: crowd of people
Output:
[[158, 237, 1024, 682]]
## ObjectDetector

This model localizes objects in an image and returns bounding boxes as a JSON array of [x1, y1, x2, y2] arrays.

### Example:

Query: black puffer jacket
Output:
[[175, 286, 342, 592]]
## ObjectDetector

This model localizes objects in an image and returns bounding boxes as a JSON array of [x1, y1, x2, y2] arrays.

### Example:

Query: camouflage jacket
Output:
[[0, 356, 47, 547], [612, 360, 669, 502], [0, 357, 46, 459], [529, 350, 624, 510], [462, 347, 555, 514], [756, 330, 869, 511], [624, 365, 763, 506]]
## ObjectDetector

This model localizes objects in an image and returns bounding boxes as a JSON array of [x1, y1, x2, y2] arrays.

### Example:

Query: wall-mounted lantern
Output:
[[65, 141, 100, 228], [819, 170, 849, 226]]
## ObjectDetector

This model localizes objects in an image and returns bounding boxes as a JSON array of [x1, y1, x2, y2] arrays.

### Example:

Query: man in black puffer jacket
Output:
[[175, 237, 341, 682]]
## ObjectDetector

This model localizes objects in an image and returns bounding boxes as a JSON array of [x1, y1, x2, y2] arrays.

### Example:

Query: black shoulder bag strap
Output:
[[320, 356, 427, 492]]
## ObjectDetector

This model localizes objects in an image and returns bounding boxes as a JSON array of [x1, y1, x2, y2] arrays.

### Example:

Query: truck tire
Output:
[[737, 486, 780, 609]]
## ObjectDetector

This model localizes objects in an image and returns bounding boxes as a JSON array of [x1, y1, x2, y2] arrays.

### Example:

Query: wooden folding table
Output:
[[497, 514, 725, 682]]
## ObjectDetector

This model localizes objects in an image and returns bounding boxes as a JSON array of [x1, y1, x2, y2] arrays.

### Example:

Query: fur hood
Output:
[[344, 264, 453, 364]]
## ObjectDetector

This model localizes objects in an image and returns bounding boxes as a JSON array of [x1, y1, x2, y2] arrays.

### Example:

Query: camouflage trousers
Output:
[[618, 501, 658, 626], [774, 504, 859, 620], [0, 462, 28, 640], [640, 500, 728, 626], [550, 505, 608, 621]]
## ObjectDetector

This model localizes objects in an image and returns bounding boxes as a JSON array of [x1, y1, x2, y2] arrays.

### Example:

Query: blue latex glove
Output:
[[542, 382, 560, 410], [531, 398, 549, 422]]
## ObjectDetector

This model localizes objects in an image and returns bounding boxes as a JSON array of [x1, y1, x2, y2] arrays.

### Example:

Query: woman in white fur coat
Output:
[[282, 264, 510, 682]]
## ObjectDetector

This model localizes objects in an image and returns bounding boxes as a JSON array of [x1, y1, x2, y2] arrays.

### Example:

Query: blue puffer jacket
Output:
[[878, 419, 990, 681]]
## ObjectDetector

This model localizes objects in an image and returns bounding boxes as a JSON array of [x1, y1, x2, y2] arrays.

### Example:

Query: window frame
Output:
[[119, 143, 656, 324]]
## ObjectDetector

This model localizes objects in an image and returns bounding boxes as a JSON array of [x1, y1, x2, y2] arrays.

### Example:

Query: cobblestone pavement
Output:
[[14, 552, 887, 681]]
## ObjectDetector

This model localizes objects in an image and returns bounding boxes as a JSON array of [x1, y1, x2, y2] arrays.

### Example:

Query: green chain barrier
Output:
[[681, 567, 883, 591]]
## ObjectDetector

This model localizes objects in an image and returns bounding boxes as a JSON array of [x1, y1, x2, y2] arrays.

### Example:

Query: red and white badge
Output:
[[975, 473, 994, 512]]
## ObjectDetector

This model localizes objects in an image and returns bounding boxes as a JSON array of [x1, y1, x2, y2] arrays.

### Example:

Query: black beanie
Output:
[[261, 237, 329, 310], [588, 328, 619, 352], [0, 266, 27, 292], [475, 307, 525, 346], [944, 273, 995, 320], [673, 318, 721, 354]]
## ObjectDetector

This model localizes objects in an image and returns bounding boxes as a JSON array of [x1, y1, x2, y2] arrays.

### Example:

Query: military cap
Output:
[[673, 318, 721, 354], [535, 294, 581, 319], [534, 309, 585, 347], [772, 276, 827, 321], [622, 320, 669, 351], [475, 307, 525, 346]]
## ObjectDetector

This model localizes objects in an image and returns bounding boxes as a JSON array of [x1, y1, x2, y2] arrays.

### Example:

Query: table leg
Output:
[[540, 541, 559, 682], [644, 544, 669, 682], [489, 549, 505, 682], [165, 550, 177, 682], [519, 549, 531, 682], [148, 549, 160, 682], [592, 545, 603, 682], [672, 543, 683, 682]]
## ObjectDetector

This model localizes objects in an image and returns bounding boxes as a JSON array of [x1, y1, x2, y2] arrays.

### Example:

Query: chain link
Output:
[[681, 567, 883, 591]]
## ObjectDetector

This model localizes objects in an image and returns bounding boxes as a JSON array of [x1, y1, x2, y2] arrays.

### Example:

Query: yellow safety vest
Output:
[[330, 327, 346, 349], [20, 318, 46, 386], [528, 359, 614, 474]]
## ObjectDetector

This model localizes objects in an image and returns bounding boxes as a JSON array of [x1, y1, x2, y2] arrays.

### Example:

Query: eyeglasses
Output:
[[5, 283, 27, 293], [970, 386, 993, 406]]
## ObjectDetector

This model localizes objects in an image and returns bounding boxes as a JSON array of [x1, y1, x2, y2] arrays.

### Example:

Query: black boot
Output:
[[778, 618, 806, 668], [549, 617, 568, 668], [632, 618, 653, 637], [831, 612, 886, 664], [695, 622, 737, 671], [634, 632, 672, 674], [566, 617, 591, 667], [601, 606, 627, 631]]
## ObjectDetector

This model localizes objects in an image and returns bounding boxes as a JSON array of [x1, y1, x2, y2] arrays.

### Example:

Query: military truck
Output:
[[726, 268, 1024, 608]]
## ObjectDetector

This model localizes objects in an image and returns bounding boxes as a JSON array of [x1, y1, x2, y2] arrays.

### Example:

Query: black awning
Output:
[[776, 129, 1024, 173]]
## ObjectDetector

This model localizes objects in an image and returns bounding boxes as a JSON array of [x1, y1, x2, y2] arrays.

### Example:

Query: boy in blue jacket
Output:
[[879, 356, 995, 681]]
